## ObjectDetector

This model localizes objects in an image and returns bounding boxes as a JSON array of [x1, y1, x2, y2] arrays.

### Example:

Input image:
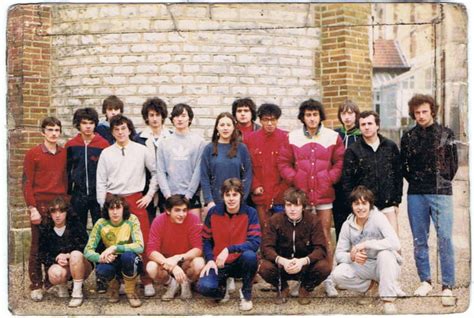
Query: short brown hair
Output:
[[283, 188, 307, 207], [221, 178, 244, 200], [408, 94, 438, 120], [165, 194, 190, 211], [102, 195, 131, 220], [41, 116, 62, 133], [337, 99, 360, 126], [47, 196, 69, 214], [102, 95, 124, 116], [359, 111, 380, 127], [109, 114, 136, 139], [349, 186, 375, 211]]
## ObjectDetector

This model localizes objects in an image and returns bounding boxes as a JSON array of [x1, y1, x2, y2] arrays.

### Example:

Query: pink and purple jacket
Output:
[[278, 125, 345, 206]]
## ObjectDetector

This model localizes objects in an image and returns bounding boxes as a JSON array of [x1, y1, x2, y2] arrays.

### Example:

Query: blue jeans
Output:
[[95, 252, 143, 282], [407, 194, 455, 287], [196, 250, 258, 301]]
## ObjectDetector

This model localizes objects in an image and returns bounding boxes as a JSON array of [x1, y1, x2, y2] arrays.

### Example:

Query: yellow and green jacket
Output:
[[84, 214, 144, 263]]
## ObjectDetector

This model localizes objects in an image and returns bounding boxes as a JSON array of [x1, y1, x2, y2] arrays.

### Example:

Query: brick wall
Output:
[[49, 3, 322, 137], [7, 4, 53, 263], [316, 4, 372, 127]]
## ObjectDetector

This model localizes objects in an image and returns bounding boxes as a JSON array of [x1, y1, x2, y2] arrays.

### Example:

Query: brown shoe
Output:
[[297, 287, 311, 305], [123, 274, 142, 308], [107, 279, 120, 303], [274, 288, 289, 305]]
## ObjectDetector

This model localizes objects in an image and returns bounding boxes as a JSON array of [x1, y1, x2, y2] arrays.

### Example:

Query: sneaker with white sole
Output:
[[323, 278, 338, 297], [57, 284, 69, 298], [68, 296, 84, 307], [441, 288, 456, 306], [219, 286, 231, 303], [413, 281, 432, 296], [161, 278, 179, 301], [239, 289, 253, 311], [290, 281, 300, 297], [144, 283, 156, 297], [180, 281, 192, 300], [383, 302, 397, 314], [30, 289, 43, 302], [227, 277, 236, 293]]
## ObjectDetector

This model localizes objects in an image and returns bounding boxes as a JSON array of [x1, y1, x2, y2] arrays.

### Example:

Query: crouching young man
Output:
[[259, 188, 331, 305], [146, 195, 204, 301], [328, 186, 405, 314], [196, 178, 261, 311]]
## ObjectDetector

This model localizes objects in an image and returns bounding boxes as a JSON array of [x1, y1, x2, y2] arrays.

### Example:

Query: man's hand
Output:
[[55, 253, 69, 267], [285, 258, 305, 274], [206, 201, 216, 209], [172, 266, 187, 284], [215, 248, 229, 268], [162, 255, 182, 272], [99, 246, 117, 263], [351, 245, 368, 265], [136, 195, 152, 208], [200, 260, 218, 277], [253, 187, 264, 196], [29, 207, 42, 225]]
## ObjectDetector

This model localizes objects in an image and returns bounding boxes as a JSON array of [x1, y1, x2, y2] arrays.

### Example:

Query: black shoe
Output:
[[96, 279, 107, 294]]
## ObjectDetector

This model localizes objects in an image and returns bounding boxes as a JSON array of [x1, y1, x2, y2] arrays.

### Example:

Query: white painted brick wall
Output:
[[51, 3, 321, 135]]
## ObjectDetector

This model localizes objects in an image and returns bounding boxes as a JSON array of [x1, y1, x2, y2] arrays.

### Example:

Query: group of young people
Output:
[[22, 93, 458, 313]]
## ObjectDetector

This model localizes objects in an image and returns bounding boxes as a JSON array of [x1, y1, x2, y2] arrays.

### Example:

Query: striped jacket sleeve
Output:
[[116, 215, 144, 254], [201, 207, 215, 262]]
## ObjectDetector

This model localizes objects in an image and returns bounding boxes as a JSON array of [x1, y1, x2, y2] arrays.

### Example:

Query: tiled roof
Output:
[[373, 39, 410, 69]]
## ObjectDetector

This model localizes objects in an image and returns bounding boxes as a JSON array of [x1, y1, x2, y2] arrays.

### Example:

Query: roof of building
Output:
[[373, 39, 410, 70]]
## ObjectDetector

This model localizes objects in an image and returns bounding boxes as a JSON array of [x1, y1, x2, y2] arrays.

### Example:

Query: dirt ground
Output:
[[7, 167, 471, 315]]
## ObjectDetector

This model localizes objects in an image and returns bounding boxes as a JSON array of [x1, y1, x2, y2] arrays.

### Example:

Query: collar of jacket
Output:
[[286, 213, 303, 226], [303, 124, 322, 138], [341, 126, 361, 136]]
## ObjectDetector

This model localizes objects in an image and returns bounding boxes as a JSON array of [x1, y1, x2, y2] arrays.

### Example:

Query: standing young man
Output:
[[96, 95, 124, 144], [333, 100, 361, 239], [401, 94, 458, 306], [96, 114, 158, 296], [22, 117, 68, 301], [146, 195, 204, 301], [279, 99, 344, 260], [136, 97, 172, 220], [341, 111, 403, 234], [156, 103, 206, 219], [232, 97, 261, 141], [244, 103, 288, 230], [65, 108, 109, 231]]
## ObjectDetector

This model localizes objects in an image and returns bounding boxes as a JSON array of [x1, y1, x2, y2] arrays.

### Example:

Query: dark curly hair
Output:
[[297, 99, 326, 125]]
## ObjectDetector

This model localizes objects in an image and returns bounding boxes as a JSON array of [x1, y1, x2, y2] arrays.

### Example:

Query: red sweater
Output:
[[244, 128, 289, 206], [146, 213, 202, 258], [22, 144, 68, 207]]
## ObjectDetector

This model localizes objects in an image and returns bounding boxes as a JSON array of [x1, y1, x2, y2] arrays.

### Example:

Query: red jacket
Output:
[[244, 128, 289, 207], [278, 125, 344, 206]]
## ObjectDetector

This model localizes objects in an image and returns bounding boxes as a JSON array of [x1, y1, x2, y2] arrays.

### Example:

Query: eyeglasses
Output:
[[260, 117, 277, 123]]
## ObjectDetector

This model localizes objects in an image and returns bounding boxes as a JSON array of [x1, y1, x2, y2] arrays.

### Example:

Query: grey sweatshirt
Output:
[[156, 131, 206, 199], [335, 209, 401, 264], [96, 141, 158, 207]]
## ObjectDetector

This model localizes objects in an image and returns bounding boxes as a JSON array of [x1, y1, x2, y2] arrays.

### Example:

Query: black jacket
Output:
[[342, 134, 403, 210], [400, 122, 458, 195]]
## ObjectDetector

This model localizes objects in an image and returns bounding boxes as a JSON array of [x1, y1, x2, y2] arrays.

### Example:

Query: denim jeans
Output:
[[95, 252, 143, 282], [407, 194, 455, 287], [196, 250, 258, 301]]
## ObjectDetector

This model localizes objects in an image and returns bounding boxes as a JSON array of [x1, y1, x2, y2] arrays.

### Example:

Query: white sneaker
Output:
[[57, 284, 69, 298], [161, 278, 179, 301], [323, 278, 338, 297], [119, 283, 125, 295], [414, 281, 432, 296], [144, 283, 156, 297], [290, 281, 300, 297], [68, 296, 83, 307], [383, 302, 397, 314], [227, 277, 236, 293], [441, 288, 456, 306], [30, 289, 43, 302], [239, 289, 253, 311], [219, 286, 231, 303], [180, 281, 192, 300]]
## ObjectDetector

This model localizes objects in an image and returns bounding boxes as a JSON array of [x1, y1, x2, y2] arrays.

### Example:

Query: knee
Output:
[[377, 250, 397, 266], [191, 257, 205, 274], [69, 250, 84, 265], [146, 261, 159, 279], [331, 264, 351, 284], [313, 259, 332, 279], [48, 266, 66, 284], [258, 260, 277, 280], [197, 274, 219, 297], [240, 250, 258, 267]]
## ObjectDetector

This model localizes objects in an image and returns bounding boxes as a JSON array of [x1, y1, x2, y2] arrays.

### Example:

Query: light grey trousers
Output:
[[332, 250, 403, 298]]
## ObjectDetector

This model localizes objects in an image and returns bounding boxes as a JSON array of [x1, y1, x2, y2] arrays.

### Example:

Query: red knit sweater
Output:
[[22, 144, 68, 207]]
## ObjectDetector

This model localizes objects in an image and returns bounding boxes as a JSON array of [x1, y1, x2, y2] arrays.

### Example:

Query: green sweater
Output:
[[84, 214, 144, 263]]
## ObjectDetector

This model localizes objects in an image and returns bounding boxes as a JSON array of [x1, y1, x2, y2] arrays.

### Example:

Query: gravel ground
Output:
[[7, 168, 471, 315]]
